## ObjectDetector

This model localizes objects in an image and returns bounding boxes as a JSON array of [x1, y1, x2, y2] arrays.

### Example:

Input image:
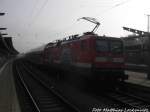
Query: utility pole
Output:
[[145, 14, 150, 32], [145, 14, 150, 79]]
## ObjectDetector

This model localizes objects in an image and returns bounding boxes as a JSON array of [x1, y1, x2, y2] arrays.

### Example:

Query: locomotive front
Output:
[[92, 36, 128, 81]]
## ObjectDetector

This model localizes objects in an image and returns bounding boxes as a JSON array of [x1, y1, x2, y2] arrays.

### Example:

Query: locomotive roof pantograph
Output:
[[77, 17, 100, 33]]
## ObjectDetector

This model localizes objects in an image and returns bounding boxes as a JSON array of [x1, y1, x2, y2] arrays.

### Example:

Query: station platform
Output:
[[0, 60, 21, 112], [125, 70, 150, 87], [125, 63, 148, 73]]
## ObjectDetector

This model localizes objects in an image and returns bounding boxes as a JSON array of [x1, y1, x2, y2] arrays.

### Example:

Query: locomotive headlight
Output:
[[95, 57, 108, 62], [113, 58, 124, 63]]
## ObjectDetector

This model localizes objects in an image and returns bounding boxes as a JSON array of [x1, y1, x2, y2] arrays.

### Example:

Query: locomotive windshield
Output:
[[110, 41, 123, 54], [96, 40, 109, 52], [96, 39, 123, 54]]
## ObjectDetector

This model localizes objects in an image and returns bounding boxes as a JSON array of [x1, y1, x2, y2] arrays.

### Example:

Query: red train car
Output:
[[43, 32, 128, 81]]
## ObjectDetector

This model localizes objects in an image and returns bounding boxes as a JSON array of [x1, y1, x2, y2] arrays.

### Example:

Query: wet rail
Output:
[[106, 90, 150, 109], [13, 60, 80, 112]]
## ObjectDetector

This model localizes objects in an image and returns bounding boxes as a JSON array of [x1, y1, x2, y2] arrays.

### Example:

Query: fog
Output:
[[0, 0, 150, 52]]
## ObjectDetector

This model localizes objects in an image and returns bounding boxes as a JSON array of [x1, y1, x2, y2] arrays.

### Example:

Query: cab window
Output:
[[96, 40, 109, 52]]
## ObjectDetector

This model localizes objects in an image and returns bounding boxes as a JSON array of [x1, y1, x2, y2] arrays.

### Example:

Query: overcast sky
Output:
[[0, 0, 150, 52]]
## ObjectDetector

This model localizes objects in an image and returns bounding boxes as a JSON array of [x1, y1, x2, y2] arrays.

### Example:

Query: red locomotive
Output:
[[42, 32, 128, 82], [27, 17, 128, 82]]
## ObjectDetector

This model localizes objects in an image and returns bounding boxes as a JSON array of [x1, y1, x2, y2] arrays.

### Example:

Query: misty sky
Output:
[[0, 0, 150, 52]]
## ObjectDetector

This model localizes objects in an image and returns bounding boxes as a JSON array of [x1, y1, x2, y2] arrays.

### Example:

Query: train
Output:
[[25, 17, 128, 83], [26, 31, 128, 82]]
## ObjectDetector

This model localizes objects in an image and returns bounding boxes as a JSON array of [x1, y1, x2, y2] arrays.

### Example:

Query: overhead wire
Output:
[[113, 0, 132, 8], [28, 0, 48, 27], [24, 0, 49, 40], [96, 0, 133, 16], [47, 0, 130, 37], [60, 0, 133, 34], [24, 0, 39, 36], [25, 0, 133, 41], [28, 0, 39, 26]]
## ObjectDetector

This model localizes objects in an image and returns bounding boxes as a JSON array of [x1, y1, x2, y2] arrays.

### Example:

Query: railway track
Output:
[[123, 82, 150, 100], [21, 60, 150, 110], [13, 59, 150, 111], [13, 60, 80, 112], [106, 90, 150, 109]]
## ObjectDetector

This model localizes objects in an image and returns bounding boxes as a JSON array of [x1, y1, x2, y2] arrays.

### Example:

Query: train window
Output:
[[110, 41, 123, 54], [96, 40, 109, 52]]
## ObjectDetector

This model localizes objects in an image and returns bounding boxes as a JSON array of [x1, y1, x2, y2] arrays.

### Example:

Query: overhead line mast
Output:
[[145, 14, 150, 33]]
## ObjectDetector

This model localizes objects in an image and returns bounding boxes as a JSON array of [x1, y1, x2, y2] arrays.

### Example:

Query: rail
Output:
[[106, 90, 150, 109], [14, 60, 80, 112]]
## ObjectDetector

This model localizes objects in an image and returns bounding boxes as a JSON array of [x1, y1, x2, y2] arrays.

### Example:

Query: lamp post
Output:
[[145, 14, 150, 79]]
